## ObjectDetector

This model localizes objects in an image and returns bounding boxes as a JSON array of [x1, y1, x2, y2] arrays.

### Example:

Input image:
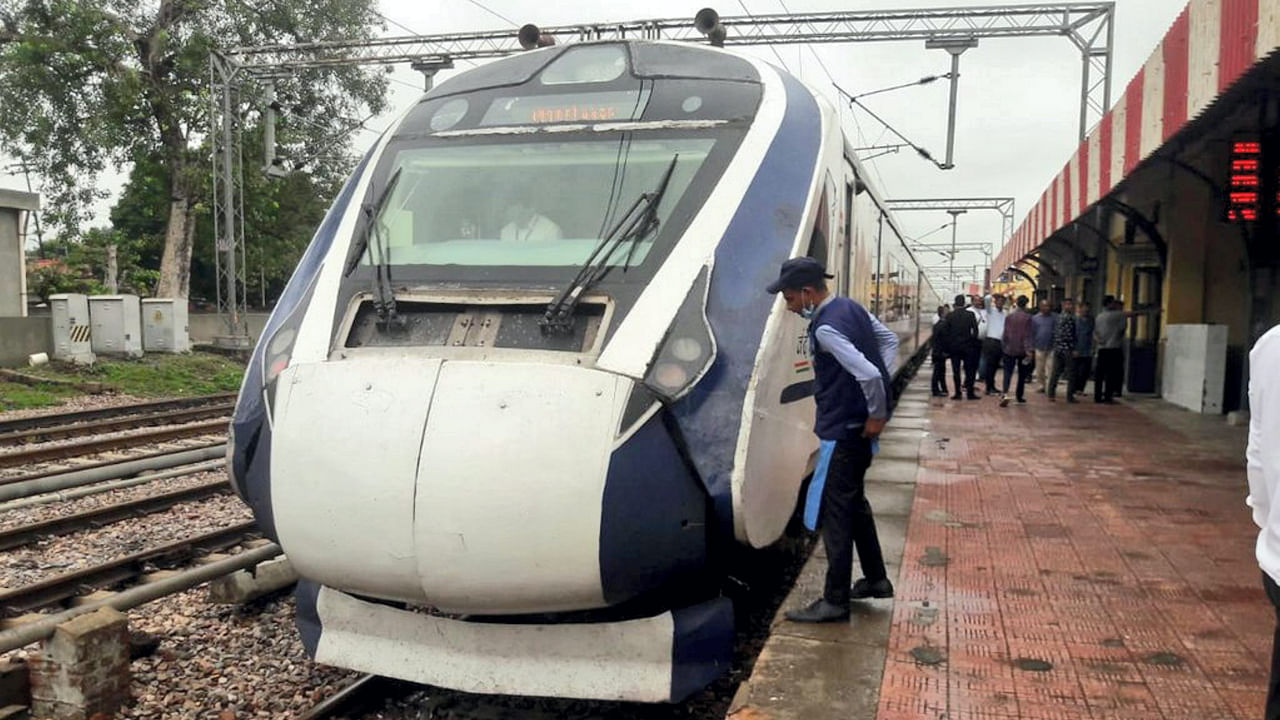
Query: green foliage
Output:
[[0, 0, 390, 293], [20, 352, 246, 397]]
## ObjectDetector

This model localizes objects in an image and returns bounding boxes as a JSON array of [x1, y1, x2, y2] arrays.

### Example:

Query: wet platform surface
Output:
[[731, 361, 1267, 720]]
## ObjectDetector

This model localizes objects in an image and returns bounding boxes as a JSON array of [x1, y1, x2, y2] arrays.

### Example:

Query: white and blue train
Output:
[[228, 36, 939, 703]]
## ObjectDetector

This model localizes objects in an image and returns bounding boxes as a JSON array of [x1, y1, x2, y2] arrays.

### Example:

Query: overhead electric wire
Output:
[[833, 82, 947, 171], [735, 0, 793, 74], [462, 0, 519, 28]]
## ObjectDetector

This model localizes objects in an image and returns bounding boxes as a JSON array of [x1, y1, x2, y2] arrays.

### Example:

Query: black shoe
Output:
[[1066, 396, 1078, 404], [1016, 397, 1027, 403], [850, 577, 894, 599], [932, 391, 948, 397], [785, 598, 850, 623], [966, 393, 980, 400], [951, 394, 962, 400]]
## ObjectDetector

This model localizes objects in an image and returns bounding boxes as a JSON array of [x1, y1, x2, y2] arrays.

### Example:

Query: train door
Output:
[[842, 181, 854, 296]]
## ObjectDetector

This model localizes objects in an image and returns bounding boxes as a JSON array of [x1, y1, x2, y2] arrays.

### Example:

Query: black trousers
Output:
[[820, 437, 887, 606], [1095, 348, 1123, 401], [950, 346, 978, 396], [930, 354, 948, 395], [981, 338, 1003, 392], [1047, 350, 1076, 398], [1071, 356, 1093, 396], [1001, 353, 1032, 400], [1265, 572, 1280, 720]]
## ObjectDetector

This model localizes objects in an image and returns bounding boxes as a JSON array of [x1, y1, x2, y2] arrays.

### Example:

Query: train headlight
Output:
[[265, 327, 296, 383], [643, 267, 716, 402], [652, 362, 691, 392]]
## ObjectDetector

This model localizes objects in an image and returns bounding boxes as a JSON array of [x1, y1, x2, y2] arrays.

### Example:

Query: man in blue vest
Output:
[[767, 257, 899, 623]]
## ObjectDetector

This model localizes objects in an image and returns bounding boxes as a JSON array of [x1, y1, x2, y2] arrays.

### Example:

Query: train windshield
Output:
[[359, 135, 716, 269]]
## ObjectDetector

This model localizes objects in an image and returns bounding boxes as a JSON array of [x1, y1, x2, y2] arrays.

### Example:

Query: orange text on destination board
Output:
[[528, 105, 621, 123]]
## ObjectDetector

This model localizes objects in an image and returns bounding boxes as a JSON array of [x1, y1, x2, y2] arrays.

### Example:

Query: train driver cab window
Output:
[[362, 137, 715, 269]]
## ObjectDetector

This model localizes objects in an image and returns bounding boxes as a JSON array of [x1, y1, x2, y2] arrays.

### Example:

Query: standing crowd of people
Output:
[[930, 292, 1130, 406]]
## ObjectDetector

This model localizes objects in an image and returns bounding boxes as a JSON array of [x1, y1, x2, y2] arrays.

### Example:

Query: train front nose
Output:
[[269, 358, 709, 614]]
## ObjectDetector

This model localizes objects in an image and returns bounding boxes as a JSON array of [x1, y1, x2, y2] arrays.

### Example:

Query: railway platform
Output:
[[730, 363, 1264, 720]]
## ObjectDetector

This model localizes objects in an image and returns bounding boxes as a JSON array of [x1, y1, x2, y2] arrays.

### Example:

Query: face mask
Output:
[[800, 304, 816, 319]]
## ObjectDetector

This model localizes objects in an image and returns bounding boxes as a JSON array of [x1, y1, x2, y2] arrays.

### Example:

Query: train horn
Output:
[[518, 23, 556, 50], [694, 8, 726, 47]]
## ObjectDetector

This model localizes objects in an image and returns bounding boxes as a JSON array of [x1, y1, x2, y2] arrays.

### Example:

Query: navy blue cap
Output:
[[766, 257, 834, 294]]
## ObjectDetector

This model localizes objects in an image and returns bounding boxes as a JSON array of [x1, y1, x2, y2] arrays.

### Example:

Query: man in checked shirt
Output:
[[1047, 297, 1079, 403]]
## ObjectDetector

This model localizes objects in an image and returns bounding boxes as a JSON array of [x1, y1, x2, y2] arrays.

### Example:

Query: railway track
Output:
[[0, 420, 227, 469], [0, 479, 232, 551], [0, 393, 236, 436], [0, 401, 235, 447], [0, 521, 258, 617], [0, 441, 225, 488]]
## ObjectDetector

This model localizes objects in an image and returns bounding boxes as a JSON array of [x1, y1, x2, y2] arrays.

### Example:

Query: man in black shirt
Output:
[[939, 294, 980, 400]]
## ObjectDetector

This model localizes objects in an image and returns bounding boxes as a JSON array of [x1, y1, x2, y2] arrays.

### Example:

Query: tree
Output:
[[0, 0, 389, 297]]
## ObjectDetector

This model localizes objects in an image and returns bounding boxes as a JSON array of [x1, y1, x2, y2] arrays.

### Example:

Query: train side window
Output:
[[806, 189, 830, 268], [806, 227, 827, 268]]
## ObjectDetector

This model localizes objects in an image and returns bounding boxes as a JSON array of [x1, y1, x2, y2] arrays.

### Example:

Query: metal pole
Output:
[[1103, 10, 1114, 111], [0, 446, 226, 503], [945, 50, 962, 168], [1079, 46, 1090, 141], [220, 76, 240, 335], [949, 216, 957, 288]]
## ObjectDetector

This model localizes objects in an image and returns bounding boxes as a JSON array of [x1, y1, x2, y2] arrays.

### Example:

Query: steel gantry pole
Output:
[[946, 209, 967, 295]]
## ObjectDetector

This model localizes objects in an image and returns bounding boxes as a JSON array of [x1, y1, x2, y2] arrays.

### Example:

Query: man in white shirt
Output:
[[980, 294, 1008, 395], [500, 200, 563, 243], [1247, 324, 1280, 719]]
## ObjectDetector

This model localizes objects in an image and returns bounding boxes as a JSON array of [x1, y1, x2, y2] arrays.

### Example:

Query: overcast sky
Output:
[[3, 0, 1187, 290]]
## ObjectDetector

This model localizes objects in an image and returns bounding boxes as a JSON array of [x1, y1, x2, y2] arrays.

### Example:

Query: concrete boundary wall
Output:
[[189, 312, 271, 345], [0, 317, 51, 367]]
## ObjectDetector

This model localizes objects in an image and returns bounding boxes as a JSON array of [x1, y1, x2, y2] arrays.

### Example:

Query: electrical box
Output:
[[1163, 324, 1228, 414], [89, 295, 143, 358], [48, 293, 95, 364], [141, 298, 191, 353]]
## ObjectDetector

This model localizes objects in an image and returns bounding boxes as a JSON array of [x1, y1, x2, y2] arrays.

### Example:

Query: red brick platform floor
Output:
[[877, 376, 1269, 720]]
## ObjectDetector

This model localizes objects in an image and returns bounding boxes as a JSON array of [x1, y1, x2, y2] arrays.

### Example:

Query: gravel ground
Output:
[[0, 465, 225, 532], [0, 491, 252, 590], [120, 589, 357, 719], [0, 392, 148, 423]]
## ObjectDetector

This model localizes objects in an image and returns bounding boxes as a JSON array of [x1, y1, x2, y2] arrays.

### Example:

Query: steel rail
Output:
[[297, 675, 415, 720], [0, 543, 282, 654], [0, 479, 232, 551], [0, 402, 235, 447], [0, 441, 225, 489], [0, 393, 236, 435], [0, 420, 227, 469], [0, 521, 258, 617]]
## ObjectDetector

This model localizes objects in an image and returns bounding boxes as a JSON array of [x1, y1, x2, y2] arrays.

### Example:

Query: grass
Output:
[[4, 352, 247, 410], [0, 381, 79, 411]]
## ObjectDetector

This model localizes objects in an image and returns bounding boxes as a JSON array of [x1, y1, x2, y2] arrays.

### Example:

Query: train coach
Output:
[[228, 35, 940, 703]]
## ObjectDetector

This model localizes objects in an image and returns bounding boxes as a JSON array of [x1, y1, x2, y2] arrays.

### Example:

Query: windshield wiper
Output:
[[540, 154, 678, 335], [345, 168, 403, 330], [343, 168, 402, 277]]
